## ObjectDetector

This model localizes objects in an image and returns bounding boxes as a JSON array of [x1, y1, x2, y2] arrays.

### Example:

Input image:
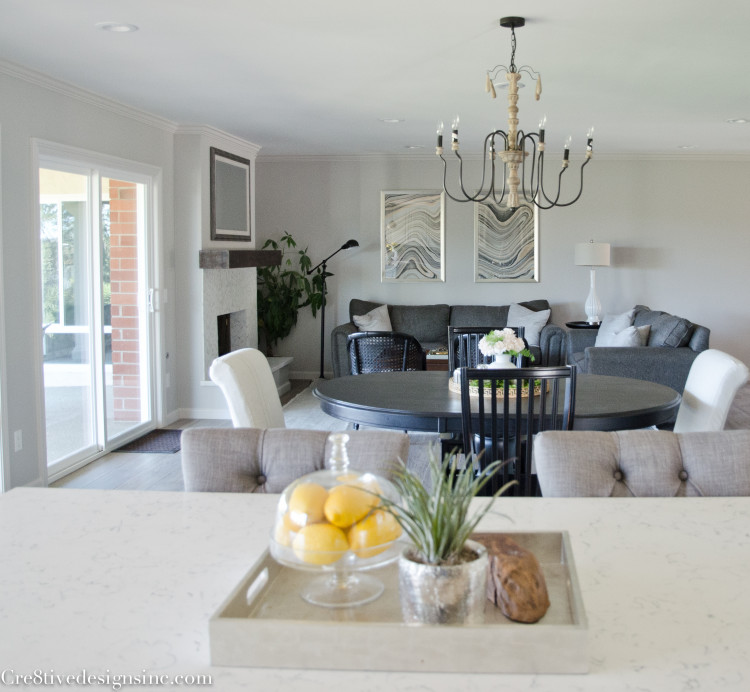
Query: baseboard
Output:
[[290, 370, 330, 381], [177, 407, 232, 421]]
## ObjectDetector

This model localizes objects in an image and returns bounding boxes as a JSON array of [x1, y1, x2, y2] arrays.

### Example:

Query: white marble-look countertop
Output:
[[1, 488, 749, 691]]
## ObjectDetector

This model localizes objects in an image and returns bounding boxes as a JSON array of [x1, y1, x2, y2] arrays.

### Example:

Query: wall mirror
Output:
[[210, 147, 251, 241]]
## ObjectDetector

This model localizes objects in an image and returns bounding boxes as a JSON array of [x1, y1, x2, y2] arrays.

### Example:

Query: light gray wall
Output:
[[255, 155, 750, 376], [173, 128, 260, 419], [0, 66, 177, 487]]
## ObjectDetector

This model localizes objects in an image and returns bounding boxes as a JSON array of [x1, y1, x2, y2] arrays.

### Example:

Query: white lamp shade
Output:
[[575, 242, 611, 267]]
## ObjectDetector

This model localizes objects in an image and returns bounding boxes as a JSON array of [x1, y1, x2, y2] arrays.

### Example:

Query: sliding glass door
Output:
[[39, 157, 156, 478]]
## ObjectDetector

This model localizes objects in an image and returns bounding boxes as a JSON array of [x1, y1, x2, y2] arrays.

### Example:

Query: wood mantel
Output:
[[198, 249, 281, 269]]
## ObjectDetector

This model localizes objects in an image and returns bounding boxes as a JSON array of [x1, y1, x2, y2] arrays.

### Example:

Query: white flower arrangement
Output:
[[478, 328, 532, 359]]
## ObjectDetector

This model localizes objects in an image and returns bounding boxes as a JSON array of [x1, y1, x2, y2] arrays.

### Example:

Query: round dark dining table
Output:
[[313, 371, 681, 433]]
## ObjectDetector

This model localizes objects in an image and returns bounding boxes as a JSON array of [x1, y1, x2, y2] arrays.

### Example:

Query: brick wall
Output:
[[108, 179, 141, 422]]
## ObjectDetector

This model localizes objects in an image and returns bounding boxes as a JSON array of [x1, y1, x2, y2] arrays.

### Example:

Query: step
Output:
[[267, 356, 293, 396]]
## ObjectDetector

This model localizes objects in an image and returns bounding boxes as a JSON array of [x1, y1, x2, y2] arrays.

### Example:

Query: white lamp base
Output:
[[584, 268, 601, 324]]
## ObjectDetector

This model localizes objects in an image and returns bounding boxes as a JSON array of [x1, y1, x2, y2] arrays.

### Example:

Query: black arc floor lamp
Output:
[[308, 239, 359, 378]]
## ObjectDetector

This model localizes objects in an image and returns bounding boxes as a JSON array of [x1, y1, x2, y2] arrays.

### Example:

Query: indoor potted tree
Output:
[[379, 449, 515, 625], [257, 232, 325, 355]]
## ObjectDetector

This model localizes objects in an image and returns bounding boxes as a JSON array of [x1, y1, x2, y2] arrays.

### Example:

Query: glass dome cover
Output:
[[269, 433, 404, 607]]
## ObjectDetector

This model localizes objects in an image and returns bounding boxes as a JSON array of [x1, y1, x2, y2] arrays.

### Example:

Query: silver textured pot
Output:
[[398, 539, 488, 625]]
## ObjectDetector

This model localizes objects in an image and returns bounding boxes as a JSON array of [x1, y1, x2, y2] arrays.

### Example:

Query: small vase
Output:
[[398, 540, 488, 625], [488, 353, 516, 369]]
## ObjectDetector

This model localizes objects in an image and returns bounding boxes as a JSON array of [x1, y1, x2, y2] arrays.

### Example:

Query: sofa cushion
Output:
[[595, 308, 636, 346], [647, 314, 694, 348], [449, 304, 510, 328], [390, 304, 450, 344], [633, 305, 666, 327], [507, 303, 551, 347], [352, 304, 392, 332]]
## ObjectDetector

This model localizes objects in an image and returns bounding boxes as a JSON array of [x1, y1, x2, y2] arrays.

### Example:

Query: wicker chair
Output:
[[347, 331, 426, 375]]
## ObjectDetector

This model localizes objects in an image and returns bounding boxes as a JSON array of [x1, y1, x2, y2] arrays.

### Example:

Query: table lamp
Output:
[[574, 240, 611, 324]]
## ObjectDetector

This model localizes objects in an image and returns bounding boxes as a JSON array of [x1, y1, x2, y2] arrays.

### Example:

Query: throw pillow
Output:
[[647, 314, 694, 348], [352, 304, 392, 332], [595, 309, 636, 347], [506, 304, 551, 347], [607, 324, 651, 347]]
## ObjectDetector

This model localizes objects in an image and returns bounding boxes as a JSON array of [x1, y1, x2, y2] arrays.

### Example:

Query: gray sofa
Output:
[[567, 305, 710, 393], [331, 298, 566, 378]]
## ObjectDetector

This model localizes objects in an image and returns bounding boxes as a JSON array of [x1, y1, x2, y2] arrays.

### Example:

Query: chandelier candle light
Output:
[[436, 17, 593, 210]]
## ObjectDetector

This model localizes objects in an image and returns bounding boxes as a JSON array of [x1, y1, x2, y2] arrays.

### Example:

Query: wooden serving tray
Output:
[[209, 531, 588, 674]]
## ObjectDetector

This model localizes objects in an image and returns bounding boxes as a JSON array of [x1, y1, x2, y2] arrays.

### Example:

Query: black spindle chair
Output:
[[459, 365, 576, 497]]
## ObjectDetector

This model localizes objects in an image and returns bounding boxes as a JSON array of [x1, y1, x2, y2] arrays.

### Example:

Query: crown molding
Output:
[[174, 125, 261, 157], [0, 59, 178, 133]]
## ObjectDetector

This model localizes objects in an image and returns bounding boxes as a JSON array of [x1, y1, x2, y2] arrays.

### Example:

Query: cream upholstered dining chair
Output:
[[209, 348, 285, 428], [534, 429, 750, 497], [181, 428, 410, 492], [672, 349, 749, 433]]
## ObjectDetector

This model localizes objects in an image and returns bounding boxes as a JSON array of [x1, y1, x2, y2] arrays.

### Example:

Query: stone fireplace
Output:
[[199, 248, 281, 378], [202, 267, 256, 376]]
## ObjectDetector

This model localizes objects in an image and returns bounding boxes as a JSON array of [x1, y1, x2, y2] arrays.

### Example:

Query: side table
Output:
[[425, 349, 449, 372], [566, 321, 601, 329]]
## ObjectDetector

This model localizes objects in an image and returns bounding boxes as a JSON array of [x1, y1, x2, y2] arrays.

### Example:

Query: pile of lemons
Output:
[[274, 475, 402, 566]]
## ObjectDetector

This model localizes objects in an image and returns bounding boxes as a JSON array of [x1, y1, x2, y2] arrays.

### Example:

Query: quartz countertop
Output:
[[1, 487, 749, 691]]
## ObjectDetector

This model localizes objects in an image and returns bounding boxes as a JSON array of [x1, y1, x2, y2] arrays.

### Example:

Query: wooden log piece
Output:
[[474, 533, 550, 623]]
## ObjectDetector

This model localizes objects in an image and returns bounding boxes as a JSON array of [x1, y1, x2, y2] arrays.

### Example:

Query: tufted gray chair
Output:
[[181, 428, 410, 493], [534, 429, 750, 497]]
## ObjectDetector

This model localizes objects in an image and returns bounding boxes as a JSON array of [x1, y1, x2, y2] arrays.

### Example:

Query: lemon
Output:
[[287, 482, 328, 528], [292, 523, 349, 565], [348, 510, 402, 558], [323, 483, 379, 528], [335, 472, 360, 483], [273, 512, 298, 547], [354, 474, 383, 496]]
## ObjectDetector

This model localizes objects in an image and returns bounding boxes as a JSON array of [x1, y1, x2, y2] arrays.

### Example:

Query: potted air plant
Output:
[[378, 447, 515, 625]]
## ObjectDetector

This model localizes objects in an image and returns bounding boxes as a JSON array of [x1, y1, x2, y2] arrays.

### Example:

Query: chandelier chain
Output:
[[509, 26, 517, 73]]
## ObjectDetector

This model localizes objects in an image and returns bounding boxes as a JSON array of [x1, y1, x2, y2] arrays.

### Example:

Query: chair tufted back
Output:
[[181, 428, 410, 493], [534, 429, 750, 497]]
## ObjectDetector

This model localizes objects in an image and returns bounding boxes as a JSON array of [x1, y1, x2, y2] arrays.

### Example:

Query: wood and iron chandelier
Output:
[[436, 17, 593, 210]]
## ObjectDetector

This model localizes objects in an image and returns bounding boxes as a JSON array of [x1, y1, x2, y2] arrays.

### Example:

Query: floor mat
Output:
[[115, 429, 182, 454]]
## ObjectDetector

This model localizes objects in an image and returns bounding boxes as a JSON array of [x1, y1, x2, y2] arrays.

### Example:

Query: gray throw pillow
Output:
[[595, 308, 636, 347], [647, 314, 694, 348]]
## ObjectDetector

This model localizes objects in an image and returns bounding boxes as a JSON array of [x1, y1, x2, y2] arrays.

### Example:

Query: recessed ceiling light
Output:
[[379, 118, 404, 124], [405, 145, 425, 150], [678, 144, 697, 150], [96, 22, 139, 33], [726, 118, 749, 124]]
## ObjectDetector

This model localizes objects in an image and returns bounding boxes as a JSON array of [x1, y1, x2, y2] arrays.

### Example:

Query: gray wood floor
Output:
[[51, 380, 311, 492], [52, 380, 750, 492]]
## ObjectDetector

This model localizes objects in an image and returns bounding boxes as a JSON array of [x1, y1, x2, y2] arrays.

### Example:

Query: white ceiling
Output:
[[2, 0, 750, 157]]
